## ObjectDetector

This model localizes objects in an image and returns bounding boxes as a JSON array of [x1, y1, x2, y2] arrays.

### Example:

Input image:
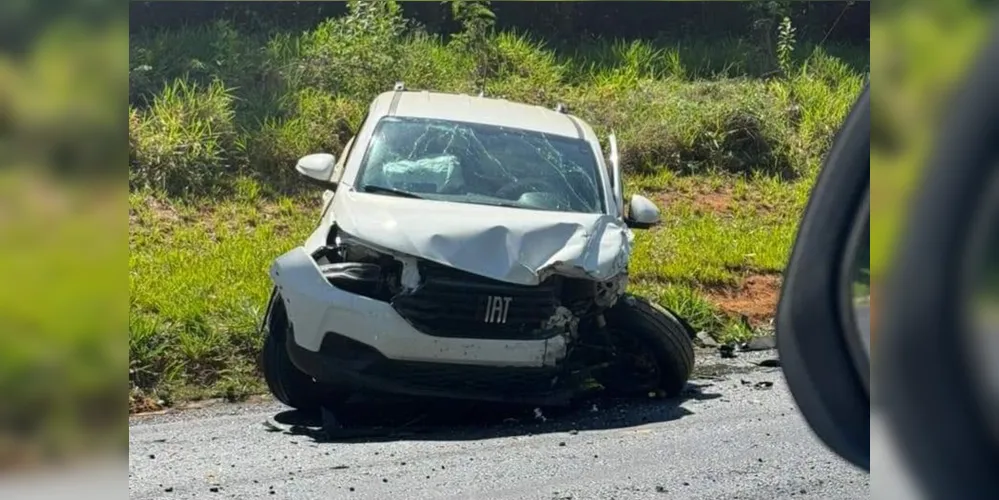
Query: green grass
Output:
[[0, 172, 125, 466], [129, 191, 320, 405], [127, 4, 866, 407]]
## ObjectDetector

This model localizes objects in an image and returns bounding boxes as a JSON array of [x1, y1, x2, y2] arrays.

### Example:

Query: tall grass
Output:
[[128, 12, 866, 198], [129, 79, 240, 197]]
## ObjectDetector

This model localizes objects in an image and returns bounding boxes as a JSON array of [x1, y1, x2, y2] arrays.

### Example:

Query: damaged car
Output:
[[261, 85, 695, 410]]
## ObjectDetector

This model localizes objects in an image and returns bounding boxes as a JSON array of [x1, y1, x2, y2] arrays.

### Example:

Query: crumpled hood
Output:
[[332, 191, 633, 285]]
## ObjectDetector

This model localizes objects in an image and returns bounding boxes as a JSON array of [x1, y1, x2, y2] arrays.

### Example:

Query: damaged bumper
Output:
[[271, 247, 572, 402]]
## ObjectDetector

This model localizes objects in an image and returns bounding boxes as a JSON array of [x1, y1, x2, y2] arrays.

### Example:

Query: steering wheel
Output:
[[495, 177, 560, 200]]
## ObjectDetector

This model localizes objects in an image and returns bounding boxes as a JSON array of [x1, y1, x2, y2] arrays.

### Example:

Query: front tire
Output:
[[599, 294, 696, 397], [262, 296, 342, 411]]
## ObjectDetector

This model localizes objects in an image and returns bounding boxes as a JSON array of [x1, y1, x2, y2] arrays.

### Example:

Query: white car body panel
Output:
[[271, 246, 567, 366], [331, 190, 634, 286]]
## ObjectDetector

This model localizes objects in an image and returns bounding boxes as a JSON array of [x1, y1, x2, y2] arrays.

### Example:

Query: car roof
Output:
[[369, 90, 594, 141]]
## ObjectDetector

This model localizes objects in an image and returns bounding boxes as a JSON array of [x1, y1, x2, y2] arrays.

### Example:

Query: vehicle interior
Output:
[[357, 116, 606, 214]]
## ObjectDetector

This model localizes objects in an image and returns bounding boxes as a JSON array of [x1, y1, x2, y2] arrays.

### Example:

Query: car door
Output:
[[607, 133, 624, 218]]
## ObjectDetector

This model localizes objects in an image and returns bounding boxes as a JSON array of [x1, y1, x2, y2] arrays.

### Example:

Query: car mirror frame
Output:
[[775, 83, 870, 472], [875, 25, 999, 498], [625, 194, 660, 229], [296, 153, 339, 190]]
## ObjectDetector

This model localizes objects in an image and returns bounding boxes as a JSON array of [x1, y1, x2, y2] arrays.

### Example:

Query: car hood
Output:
[[331, 191, 633, 285]]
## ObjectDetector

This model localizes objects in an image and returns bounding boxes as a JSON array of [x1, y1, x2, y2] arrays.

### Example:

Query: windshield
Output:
[[355, 116, 605, 214]]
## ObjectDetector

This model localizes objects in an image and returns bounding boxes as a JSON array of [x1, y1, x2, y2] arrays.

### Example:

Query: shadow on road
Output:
[[268, 382, 721, 444]]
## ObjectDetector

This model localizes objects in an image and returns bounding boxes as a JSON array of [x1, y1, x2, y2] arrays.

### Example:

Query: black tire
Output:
[[599, 294, 696, 397], [262, 297, 340, 411]]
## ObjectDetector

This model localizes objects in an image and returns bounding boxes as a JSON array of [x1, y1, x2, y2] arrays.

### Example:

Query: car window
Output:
[[355, 116, 605, 214]]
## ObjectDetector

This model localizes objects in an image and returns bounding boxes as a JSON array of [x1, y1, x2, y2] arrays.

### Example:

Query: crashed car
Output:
[[261, 85, 695, 410]]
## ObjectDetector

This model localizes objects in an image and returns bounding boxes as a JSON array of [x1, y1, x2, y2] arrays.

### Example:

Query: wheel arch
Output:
[[262, 287, 289, 342]]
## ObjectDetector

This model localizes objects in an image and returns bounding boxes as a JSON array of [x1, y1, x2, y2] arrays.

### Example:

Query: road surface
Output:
[[129, 351, 869, 499]]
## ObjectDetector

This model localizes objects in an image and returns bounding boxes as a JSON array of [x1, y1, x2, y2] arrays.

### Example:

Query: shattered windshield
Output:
[[355, 116, 605, 214]]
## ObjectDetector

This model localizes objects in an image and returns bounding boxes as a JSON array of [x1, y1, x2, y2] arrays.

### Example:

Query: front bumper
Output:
[[271, 246, 569, 367], [286, 327, 574, 405]]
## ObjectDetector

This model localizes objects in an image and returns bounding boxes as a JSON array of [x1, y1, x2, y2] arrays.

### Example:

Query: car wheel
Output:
[[262, 298, 343, 412], [599, 294, 695, 397]]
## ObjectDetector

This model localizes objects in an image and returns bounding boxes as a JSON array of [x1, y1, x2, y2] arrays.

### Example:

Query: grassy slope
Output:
[[128, 13, 866, 408]]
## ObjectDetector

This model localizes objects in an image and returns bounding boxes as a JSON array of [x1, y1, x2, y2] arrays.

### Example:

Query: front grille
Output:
[[391, 261, 561, 340]]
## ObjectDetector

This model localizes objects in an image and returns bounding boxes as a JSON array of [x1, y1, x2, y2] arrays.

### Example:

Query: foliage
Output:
[[298, 0, 408, 97], [777, 16, 797, 78], [128, 15, 864, 194], [129, 79, 240, 197], [448, 0, 497, 93]]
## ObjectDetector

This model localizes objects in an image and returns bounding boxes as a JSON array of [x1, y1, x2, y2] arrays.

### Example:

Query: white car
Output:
[[262, 86, 695, 410]]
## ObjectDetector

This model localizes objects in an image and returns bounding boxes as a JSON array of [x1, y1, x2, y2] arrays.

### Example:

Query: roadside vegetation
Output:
[[128, 0, 868, 410]]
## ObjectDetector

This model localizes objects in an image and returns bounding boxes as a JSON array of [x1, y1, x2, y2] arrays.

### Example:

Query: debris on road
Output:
[[754, 381, 774, 390], [719, 343, 737, 358], [696, 331, 719, 347], [741, 335, 777, 351]]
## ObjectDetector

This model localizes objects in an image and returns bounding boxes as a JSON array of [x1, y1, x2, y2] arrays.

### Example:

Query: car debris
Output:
[[259, 85, 696, 412], [757, 358, 781, 368], [719, 343, 738, 358], [695, 330, 719, 347], [740, 335, 777, 351]]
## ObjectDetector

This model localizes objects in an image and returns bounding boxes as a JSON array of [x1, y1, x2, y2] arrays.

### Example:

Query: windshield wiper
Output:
[[361, 185, 424, 199]]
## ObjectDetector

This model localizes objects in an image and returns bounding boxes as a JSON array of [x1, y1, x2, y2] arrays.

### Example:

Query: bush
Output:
[[299, 0, 408, 98], [567, 79, 797, 177], [126, 7, 865, 198], [129, 21, 264, 107], [129, 79, 239, 197], [245, 88, 365, 191], [485, 31, 566, 103], [399, 31, 475, 93]]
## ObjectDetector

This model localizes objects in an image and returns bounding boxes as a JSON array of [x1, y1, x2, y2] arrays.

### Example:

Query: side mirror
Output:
[[776, 84, 870, 472], [295, 153, 338, 189], [624, 194, 659, 229]]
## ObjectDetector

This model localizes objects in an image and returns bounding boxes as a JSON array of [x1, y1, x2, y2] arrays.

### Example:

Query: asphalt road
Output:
[[128, 351, 869, 500]]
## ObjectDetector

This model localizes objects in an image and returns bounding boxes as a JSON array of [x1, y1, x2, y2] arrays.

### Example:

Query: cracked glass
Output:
[[356, 116, 605, 214]]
